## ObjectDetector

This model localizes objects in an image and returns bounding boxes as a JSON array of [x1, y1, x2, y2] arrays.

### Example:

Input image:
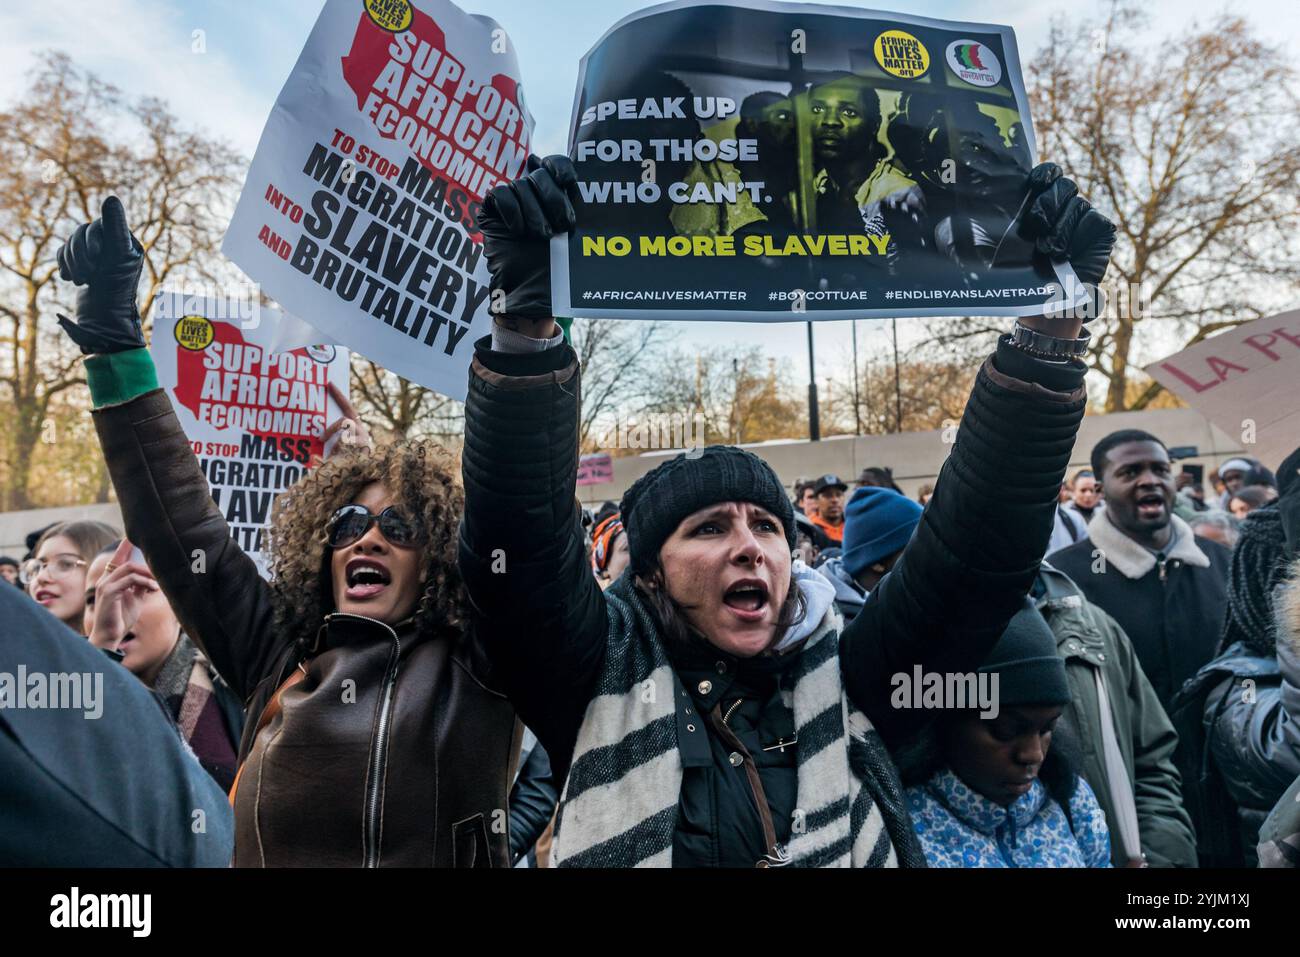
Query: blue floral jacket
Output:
[[907, 768, 1112, 868]]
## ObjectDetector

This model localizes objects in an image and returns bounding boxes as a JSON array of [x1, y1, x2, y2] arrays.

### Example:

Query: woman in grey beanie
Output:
[[458, 154, 1111, 868]]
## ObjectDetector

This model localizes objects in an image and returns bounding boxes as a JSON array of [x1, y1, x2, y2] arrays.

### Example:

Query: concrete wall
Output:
[[577, 407, 1246, 504], [0, 408, 1247, 552], [0, 503, 123, 560]]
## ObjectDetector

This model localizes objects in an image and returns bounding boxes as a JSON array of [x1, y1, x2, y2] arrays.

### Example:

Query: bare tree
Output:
[[571, 316, 672, 451], [0, 53, 243, 508], [921, 6, 1300, 411], [636, 344, 804, 446], [825, 346, 979, 436], [1031, 4, 1300, 410], [349, 357, 465, 445]]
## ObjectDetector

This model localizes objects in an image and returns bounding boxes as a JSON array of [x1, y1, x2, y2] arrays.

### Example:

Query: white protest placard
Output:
[[1146, 309, 1300, 470], [151, 291, 352, 575], [223, 0, 534, 401]]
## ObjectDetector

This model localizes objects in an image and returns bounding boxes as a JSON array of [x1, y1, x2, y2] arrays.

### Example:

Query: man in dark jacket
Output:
[[457, 155, 1112, 867], [1049, 429, 1230, 708], [0, 582, 233, 866]]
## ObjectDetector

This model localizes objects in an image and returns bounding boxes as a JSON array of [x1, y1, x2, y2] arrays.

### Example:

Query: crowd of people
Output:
[[3, 154, 1297, 870]]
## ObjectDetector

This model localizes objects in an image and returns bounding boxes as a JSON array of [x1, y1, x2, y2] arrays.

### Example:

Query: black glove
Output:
[[478, 155, 579, 320], [55, 195, 146, 354], [1022, 163, 1116, 289]]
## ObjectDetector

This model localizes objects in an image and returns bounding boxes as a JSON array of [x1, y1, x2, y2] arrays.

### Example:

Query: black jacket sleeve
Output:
[[458, 336, 608, 775], [840, 339, 1087, 747], [509, 739, 559, 863]]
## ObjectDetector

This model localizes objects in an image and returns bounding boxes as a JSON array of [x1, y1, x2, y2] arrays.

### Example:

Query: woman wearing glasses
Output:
[[55, 197, 518, 867], [23, 521, 118, 633]]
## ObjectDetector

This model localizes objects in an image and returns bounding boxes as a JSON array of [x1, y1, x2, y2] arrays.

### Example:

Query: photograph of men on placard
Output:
[[562, 2, 1073, 317]]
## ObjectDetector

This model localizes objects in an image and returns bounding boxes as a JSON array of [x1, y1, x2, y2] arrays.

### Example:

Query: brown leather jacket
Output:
[[93, 389, 519, 867]]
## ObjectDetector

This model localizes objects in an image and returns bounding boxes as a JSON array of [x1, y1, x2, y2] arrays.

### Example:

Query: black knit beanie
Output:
[[619, 445, 796, 575], [1277, 446, 1300, 559], [1278, 446, 1300, 498], [978, 600, 1071, 707], [1221, 503, 1288, 657]]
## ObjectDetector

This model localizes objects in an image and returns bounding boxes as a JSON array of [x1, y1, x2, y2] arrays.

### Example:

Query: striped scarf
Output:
[[153, 633, 238, 791], [551, 577, 925, 867]]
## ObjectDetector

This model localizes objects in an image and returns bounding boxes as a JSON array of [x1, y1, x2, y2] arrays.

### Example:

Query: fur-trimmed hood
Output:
[[1086, 511, 1210, 580]]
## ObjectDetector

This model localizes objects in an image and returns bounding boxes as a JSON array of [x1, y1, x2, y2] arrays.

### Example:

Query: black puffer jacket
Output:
[[1173, 560, 1300, 866], [459, 333, 1086, 867]]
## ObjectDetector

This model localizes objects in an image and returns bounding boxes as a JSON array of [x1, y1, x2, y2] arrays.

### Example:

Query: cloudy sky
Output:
[[2, 0, 1292, 396]]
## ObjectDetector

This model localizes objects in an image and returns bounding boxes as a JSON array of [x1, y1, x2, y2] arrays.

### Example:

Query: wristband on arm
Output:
[[84, 348, 159, 410]]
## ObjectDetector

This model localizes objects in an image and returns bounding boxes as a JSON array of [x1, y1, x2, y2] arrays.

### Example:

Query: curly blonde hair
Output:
[[265, 440, 467, 644]]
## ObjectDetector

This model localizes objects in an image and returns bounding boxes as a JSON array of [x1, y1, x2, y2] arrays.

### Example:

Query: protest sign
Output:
[[224, 0, 533, 401], [578, 452, 614, 486], [1146, 310, 1300, 471], [151, 291, 352, 575], [552, 0, 1087, 322]]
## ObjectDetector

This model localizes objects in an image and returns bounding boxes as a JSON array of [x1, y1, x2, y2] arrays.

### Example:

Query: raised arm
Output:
[[458, 157, 609, 772], [840, 163, 1111, 746], [57, 197, 280, 700], [841, 341, 1087, 744]]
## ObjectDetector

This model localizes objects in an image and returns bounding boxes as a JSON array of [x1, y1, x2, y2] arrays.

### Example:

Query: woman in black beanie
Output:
[[898, 602, 1112, 867], [459, 154, 1112, 868]]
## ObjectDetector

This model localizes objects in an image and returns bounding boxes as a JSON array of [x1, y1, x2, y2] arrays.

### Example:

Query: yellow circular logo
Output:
[[364, 0, 413, 32], [874, 30, 930, 79], [174, 316, 214, 351]]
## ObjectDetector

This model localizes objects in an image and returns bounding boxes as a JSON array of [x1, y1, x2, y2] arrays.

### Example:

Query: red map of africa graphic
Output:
[[339, 6, 528, 210], [173, 321, 326, 458]]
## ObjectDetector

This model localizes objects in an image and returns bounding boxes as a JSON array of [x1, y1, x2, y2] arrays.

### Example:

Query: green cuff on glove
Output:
[[85, 348, 159, 409]]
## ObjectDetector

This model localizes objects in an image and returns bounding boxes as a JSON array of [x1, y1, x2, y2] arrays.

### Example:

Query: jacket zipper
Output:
[[710, 702, 788, 867], [322, 613, 402, 868]]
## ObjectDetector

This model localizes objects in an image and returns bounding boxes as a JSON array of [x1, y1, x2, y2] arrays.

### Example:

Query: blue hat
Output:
[[841, 486, 923, 580]]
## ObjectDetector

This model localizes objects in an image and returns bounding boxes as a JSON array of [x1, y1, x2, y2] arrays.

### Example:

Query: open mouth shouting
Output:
[[345, 558, 392, 601], [722, 578, 770, 623], [1135, 492, 1168, 521]]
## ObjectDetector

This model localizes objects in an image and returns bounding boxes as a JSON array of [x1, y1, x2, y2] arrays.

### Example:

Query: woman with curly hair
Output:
[[55, 197, 518, 867]]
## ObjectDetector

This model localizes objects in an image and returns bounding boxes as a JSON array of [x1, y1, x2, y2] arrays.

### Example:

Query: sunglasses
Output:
[[326, 505, 423, 549]]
